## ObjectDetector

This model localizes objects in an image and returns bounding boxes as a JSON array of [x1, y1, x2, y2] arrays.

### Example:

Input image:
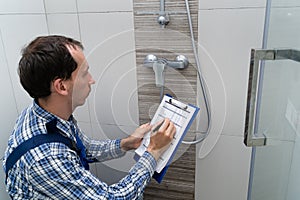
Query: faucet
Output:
[[144, 54, 189, 87]]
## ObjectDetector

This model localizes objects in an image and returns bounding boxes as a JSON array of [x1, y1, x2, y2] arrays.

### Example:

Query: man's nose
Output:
[[89, 74, 96, 85]]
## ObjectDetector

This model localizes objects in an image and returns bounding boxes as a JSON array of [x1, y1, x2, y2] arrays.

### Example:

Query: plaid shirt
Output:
[[3, 100, 156, 199]]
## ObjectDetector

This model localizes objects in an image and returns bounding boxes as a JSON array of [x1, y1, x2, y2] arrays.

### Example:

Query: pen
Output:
[[152, 120, 165, 133]]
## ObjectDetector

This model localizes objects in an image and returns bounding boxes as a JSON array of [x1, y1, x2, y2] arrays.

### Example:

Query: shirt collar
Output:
[[32, 99, 55, 122], [32, 99, 76, 138]]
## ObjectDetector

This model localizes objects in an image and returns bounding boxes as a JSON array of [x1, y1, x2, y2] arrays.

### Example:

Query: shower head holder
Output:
[[157, 14, 169, 28]]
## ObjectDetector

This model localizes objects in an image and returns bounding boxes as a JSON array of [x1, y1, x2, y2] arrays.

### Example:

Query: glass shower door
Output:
[[245, 0, 300, 200]]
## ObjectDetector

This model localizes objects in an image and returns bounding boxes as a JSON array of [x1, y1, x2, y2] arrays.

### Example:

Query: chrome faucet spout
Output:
[[143, 54, 189, 87]]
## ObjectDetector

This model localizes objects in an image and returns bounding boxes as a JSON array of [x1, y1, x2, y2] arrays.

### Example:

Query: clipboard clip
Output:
[[168, 98, 188, 110]]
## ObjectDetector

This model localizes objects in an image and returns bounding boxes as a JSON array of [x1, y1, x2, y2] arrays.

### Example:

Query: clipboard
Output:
[[135, 94, 199, 183]]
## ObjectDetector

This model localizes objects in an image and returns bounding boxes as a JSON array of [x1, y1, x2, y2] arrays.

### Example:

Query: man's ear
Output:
[[52, 78, 70, 96]]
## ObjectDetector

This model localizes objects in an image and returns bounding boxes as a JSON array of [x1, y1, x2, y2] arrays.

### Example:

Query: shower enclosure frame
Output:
[[244, 0, 300, 199]]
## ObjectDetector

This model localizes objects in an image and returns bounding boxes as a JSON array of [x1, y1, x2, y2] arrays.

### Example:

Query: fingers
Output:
[[148, 118, 176, 138], [142, 125, 152, 136], [158, 118, 175, 134], [133, 122, 152, 139], [158, 118, 170, 132], [165, 121, 176, 138], [154, 118, 176, 140], [136, 123, 151, 135], [140, 122, 151, 129]]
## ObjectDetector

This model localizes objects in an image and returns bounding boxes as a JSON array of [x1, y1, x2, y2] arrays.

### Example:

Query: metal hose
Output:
[[181, 0, 212, 144]]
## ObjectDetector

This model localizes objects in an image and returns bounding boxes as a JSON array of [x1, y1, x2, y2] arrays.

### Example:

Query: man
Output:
[[3, 35, 175, 199]]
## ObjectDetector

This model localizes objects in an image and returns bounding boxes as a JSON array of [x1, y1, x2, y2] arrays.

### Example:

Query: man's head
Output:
[[18, 35, 83, 99], [18, 35, 95, 109]]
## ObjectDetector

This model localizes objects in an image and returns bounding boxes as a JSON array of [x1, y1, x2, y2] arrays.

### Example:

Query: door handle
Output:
[[244, 48, 300, 147]]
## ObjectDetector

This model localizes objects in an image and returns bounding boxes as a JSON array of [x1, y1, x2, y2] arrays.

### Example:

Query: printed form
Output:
[[135, 95, 199, 173]]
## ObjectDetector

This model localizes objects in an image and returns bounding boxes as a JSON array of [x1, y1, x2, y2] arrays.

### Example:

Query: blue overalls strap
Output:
[[5, 119, 77, 177]]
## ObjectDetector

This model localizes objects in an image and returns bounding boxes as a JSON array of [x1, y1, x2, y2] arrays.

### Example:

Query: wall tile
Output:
[[198, 8, 265, 138], [47, 14, 81, 45], [199, 0, 266, 10], [90, 122, 137, 171], [44, 0, 77, 13], [0, 0, 45, 14], [79, 13, 138, 126], [91, 123, 136, 184], [250, 139, 294, 200], [195, 135, 252, 200], [0, 32, 18, 154], [272, 0, 300, 7], [74, 101, 91, 123], [0, 30, 18, 200], [78, 13, 135, 52], [77, 0, 133, 12], [267, 7, 300, 49], [90, 122, 136, 141], [95, 162, 127, 185], [77, 121, 93, 138], [0, 172, 9, 199], [90, 122, 136, 175], [0, 15, 48, 113], [89, 163, 98, 177], [88, 49, 139, 126]]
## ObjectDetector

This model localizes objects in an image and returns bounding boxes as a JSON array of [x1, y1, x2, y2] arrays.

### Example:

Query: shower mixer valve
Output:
[[144, 54, 189, 87], [152, 62, 165, 87]]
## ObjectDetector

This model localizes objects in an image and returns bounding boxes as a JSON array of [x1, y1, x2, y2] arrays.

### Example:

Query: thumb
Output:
[[140, 122, 151, 129], [140, 123, 152, 131], [141, 123, 152, 134], [133, 123, 152, 139]]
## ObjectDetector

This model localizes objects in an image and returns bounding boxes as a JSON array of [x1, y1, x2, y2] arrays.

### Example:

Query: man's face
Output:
[[67, 45, 95, 110]]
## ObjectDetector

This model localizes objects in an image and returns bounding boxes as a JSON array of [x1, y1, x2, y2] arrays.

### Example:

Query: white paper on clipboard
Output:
[[135, 95, 199, 173]]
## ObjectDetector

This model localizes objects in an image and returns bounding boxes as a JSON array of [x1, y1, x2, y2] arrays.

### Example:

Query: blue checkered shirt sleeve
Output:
[[79, 131, 126, 162], [29, 149, 156, 199]]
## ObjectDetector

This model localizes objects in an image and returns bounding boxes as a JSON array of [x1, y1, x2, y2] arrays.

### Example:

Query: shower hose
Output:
[[160, 0, 212, 145]]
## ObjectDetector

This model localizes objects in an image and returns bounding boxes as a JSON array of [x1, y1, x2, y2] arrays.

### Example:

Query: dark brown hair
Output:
[[18, 35, 83, 98]]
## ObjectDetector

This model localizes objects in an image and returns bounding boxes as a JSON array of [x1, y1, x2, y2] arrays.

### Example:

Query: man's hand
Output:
[[120, 123, 152, 151], [147, 118, 176, 160]]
